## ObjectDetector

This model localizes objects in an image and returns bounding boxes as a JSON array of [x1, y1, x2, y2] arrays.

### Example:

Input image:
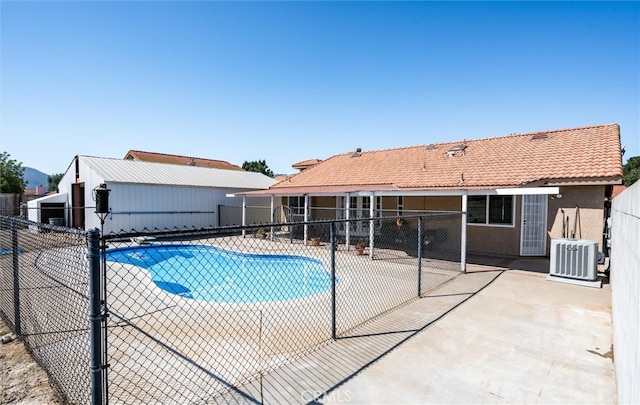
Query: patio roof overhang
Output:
[[228, 185, 561, 198]]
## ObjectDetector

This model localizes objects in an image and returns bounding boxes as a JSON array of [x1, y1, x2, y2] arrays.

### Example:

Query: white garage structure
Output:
[[28, 155, 277, 234]]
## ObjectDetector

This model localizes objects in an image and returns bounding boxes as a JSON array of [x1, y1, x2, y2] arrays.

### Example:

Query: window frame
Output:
[[467, 195, 516, 228], [288, 196, 305, 216]]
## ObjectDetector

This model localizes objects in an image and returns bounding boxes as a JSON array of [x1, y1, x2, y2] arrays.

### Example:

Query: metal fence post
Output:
[[88, 228, 104, 405], [330, 222, 336, 340], [417, 216, 423, 297], [11, 221, 21, 336]]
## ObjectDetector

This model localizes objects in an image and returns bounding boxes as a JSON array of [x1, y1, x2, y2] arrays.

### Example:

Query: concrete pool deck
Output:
[[314, 258, 616, 404], [213, 254, 616, 404]]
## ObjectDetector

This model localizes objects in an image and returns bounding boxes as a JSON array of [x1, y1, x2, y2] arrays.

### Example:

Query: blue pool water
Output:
[[106, 245, 333, 303]]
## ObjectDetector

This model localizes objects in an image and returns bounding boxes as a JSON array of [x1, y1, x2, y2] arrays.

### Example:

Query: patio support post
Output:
[[345, 195, 351, 250], [417, 216, 423, 297], [11, 222, 21, 336], [330, 222, 336, 340], [461, 192, 468, 273], [303, 195, 309, 244], [241, 196, 247, 238], [88, 228, 104, 405], [369, 193, 375, 259]]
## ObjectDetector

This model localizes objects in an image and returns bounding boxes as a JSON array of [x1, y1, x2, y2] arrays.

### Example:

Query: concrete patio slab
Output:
[[320, 269, 615, 404]]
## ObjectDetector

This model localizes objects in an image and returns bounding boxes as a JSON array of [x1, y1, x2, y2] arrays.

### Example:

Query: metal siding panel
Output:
[[141, 185, 219, 230], [80, 156, 277, 189], [68, 156, 273, 232]]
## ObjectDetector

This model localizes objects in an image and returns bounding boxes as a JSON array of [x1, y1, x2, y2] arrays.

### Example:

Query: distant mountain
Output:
[[23, 167, 49, 189]]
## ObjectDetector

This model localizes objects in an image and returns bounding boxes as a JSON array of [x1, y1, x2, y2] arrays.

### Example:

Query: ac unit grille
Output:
[[549, 238, 598, 281]]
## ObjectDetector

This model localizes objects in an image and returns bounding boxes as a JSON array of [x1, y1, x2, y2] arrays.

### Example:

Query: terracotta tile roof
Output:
[[124, 150, 243, 171], [272, 124, 623, 191], [292, 158, 323, 171]]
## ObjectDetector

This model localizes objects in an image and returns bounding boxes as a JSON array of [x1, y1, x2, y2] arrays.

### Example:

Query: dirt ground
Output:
[[0, 319, 61, 404]]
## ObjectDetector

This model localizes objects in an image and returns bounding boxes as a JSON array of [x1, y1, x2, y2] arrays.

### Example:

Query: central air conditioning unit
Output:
[[549, 238, 598, 281]]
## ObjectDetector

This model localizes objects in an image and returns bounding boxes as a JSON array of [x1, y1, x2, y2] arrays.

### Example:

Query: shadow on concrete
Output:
[[235, 271, 504, 404], [466, 254, 550, 274]]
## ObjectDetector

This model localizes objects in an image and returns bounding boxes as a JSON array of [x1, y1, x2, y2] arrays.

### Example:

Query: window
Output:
[[288, 196, 305, 215], [397, 196, 404, 215], [467, 196, 487, 224], [489, 196, 513, 224], [467, 195, 514, 226]]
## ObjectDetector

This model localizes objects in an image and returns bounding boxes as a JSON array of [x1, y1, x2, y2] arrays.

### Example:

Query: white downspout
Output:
[[270, 195, 275, 241], [461, 191, 467, 273], [242, 196, 247, 238]]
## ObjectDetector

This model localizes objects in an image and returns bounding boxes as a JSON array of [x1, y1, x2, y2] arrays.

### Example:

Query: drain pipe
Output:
[[269, 195, 275, 241], [572, 205, 582, 239], [242, 197, 247, 238]]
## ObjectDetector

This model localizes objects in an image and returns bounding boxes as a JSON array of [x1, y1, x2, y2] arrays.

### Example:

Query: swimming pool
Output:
[[106, 245, 334, 303]]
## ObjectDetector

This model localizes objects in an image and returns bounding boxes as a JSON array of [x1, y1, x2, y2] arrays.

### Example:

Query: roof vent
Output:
[[351, 148, 362, 158], [426, 144, 437, 151], [448, 144, 467, 152], [447, 143, 467, 157], [531, 132, 549, 140]]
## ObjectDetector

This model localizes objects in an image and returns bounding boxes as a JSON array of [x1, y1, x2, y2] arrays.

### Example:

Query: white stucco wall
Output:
[[610, 181, 640, 405]]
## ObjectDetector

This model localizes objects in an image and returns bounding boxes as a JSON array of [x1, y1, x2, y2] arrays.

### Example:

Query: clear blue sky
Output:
[[1, 1, 638, 176]]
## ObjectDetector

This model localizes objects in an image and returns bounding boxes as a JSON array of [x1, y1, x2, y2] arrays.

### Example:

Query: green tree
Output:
[[48, 173, 64, 192], [0, 152, 27, 193], [623, 156, 640, 187], [242, 160, 274, 178]]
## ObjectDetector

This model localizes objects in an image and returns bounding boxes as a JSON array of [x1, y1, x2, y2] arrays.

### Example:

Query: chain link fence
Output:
[[1, 211, 462, 404], [0, 216, 90, 404]]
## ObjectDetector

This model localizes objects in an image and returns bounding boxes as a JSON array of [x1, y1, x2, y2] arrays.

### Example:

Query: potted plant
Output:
[[310, 237, 321, 246], [355, 238, 366, 255]]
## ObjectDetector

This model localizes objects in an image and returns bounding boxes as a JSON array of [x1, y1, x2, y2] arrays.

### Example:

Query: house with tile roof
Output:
[[234, 124, 623, 258], [124, 150, 243, 171]]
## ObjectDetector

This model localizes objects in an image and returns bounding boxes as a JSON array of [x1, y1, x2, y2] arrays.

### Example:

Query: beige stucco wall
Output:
[[548, 185, 606, 251], [311, 196, 336, 219], [381, 196, 398, 211], [392, 196, 462, 212], [425, 196, 462, 211], [466, 196, 522, 256]]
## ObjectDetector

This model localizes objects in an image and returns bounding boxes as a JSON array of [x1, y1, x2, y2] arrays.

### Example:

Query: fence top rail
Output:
[[103, 211, 463, 240], [0, 215, 88, 236]]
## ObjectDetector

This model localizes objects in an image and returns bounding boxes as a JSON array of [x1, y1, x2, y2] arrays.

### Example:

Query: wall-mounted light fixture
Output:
[[94, 183, 111, 215]]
